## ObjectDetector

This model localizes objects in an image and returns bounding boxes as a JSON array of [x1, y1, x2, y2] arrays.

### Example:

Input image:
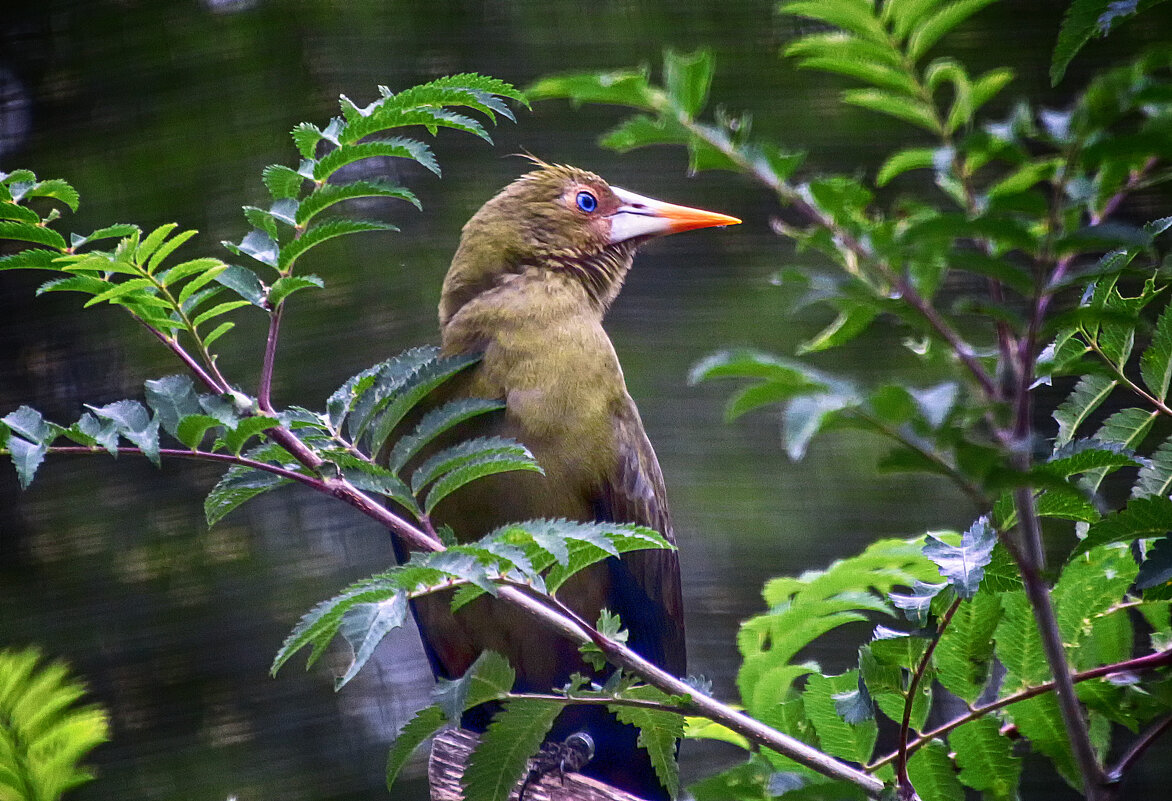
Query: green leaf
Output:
[[0, 220, 67, 251], [1054, 374, 1118, 446], [262, 164, 304, 199], [1136, 535, 1172, 590], [663, 48, 714, 118], [385, 705, 446, 789], [527, 69, 654, 108], [296, 181, 420, 226], [144, 375, 201, 438], [1135, 436, 1172, 499], [907, 0, 1000, 61], [424, 452, 543, 514], [0, 200, 40, 223], [1086, 407, 1158, 492], [461, 698, 562, 801], [841, 88, 939, 131], [268, 275, 324, 306], [609, 686, 686, 798], [85, 400, 160, 466], [803, 672, 877, 764], [906, 739, 963, 801], [5, 434, 47, 489], [23, 178, 80, 211], [0, 647, 110, 801], [192, 300, 251, 330], [157, 257, 226, 288], [278, 219, 395, 270], [796, 302, 879, 354], [314, 137, 439, 181], [1073, 495, 1172, 557], [335, 593, 408, 688], [175, 414, 224, 450], [995, 591, 1048, 690], [135, 223, 179, 265], [781, 0, 889, 44], [70, 224, 139, 249], [1042, 439, 1142, 478], [877, 147, 941, 186], [214, 264, 266, 307], [340, 461, 418, 513], [205, 465, 292, 526], [933, 589, 1001, 704], [1012, 694, 1078, 787], [222, 229, 279, 269], [359, 353, 484, 452], [1140, 300, 1172, 402], [599, 115, 688, 152], [986, 158, 1062, 199], [0, 248, 61, 271], [950, 717, 1020, 801], [222, 416, 278, 455], [387, 398, 504, 473]]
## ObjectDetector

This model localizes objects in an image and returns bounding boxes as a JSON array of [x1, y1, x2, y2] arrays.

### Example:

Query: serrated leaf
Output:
[[1140, 301, 1172, 402], [462, 699, 562, 801], [425, 453, 543, 514], [803, 672, 877, 764], [25, 178, 80, 211], [995, 591, 1048, 689], [205, 465, 291, 525], [527, 69, 654, 108], [1012, 694, 1078, 787], [907, 0, 999, 61], [1054, 374, 1117, 446], [1043, 438, 1141, 477], [174, 414, 223, 450], [924, 518, 994, 600], [841, 88, 939, 131], [144, 375, 201, 438], [222, 229, 278, 269], [221, 416, 278, 455], [214, 264, 266, 307], [278, 219, 395, 270], [950, 717, 1020, 801], [335, 593, 408, 688], [1136, 535, 1172, 590], [0, 220, 67, 251], [262, 164, 304, 199], [609, 686, 685, 798], [934, 590, 1001, 703], [85, 400, 160, 466], [386, 704, 447, 788], [906, 739, 963, 801], [387, 398, 504, 473], [1073, 495, 1172, 557], [664, 48, 714, 118], [877, 147, 940, 186], [269, 274, 324, 306], [781, 0, 888, 44], [296, 180, 420, 226], [4, 435, 47, 489], [0, 248, 61, 271]]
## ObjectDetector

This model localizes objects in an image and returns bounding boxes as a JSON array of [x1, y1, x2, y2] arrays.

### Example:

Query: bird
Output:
[[404, 161, 739, 800]]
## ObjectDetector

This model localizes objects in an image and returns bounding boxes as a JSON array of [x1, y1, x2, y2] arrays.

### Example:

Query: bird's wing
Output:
[[593, 400, 687, 677]]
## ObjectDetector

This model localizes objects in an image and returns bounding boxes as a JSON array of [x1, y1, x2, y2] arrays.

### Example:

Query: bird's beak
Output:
[[606, 186, 742, 244]]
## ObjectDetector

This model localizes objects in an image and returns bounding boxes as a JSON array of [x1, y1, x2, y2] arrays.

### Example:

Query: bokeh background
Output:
[[3, 1, 1171, 799]]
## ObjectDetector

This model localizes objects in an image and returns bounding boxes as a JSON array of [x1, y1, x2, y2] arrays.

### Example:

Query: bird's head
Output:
[[439, 162, 740, 326]]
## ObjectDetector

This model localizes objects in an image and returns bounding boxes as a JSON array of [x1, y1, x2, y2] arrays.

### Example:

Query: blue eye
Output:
[[576, 190, 598, 213]]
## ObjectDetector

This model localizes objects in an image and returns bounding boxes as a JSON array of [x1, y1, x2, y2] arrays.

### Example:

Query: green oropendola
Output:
[[404, 162, 739, 800]]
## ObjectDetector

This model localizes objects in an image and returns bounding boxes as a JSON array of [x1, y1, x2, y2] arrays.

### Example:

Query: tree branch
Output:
[[870, 648, 1172, 770]]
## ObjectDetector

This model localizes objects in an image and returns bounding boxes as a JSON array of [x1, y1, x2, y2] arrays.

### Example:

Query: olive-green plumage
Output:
[[404, 163, 737, 800]]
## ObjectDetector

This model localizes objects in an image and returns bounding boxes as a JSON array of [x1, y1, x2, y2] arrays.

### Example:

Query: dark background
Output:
[[2, 1, 1170, 799]]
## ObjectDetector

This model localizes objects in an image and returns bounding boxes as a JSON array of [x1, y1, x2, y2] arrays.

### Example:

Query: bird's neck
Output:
[[440, 268, 607, 355]]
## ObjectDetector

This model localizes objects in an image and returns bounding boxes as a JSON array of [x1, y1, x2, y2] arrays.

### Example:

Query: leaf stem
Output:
[[1106, 712, 1172, 785]]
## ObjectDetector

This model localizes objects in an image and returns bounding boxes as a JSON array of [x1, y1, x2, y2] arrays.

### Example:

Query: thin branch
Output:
[[1107, 712, 1172, 784], [258, 303, 284, 412], [895, 597, 961, 794], [492, 583, 887, 797], [870, 648, 1172, 770], [141, 321, 226, 394], [43, 445, 318, 486], [852, 409, 988, 509]]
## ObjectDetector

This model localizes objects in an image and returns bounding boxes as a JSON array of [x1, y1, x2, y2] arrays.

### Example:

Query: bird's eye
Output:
[[575, 190, 598, 213]]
